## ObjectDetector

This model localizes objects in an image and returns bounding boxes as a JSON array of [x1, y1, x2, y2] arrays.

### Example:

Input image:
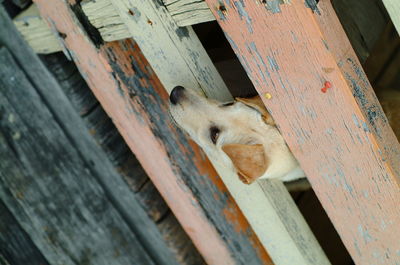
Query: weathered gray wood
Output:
[[0, 7, 180, 265], [40, 51, 204, 265], [0, 200, 50, 265], [40, 52, 149, 191], [0, 46, 155, 265]]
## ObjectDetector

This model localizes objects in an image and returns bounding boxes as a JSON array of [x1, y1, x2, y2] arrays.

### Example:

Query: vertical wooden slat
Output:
[[33, 1, 273, 264], [202, 0, 400, 264]]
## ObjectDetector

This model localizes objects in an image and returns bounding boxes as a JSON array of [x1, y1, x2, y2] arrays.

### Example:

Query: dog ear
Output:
[[222, 143, 268, 184], [236, 96, 275, 126]]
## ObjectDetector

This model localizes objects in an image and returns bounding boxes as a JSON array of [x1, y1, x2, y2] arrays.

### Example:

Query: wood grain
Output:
[[202, 0, 400, 263], [0, 201, 50, 265], [0, 7, 180, 265], [98, 0, 232, 101], [0, 46, 155, 265], [13, 4, 61, 53], [33, 1, 273, 264], [82, 0, 333, 263]]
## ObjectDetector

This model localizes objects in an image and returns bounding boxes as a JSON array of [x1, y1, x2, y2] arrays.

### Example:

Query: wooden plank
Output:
[[162, 0, 215, 27], [0, 200, 50, 265], [33, 1, 274, 264], [13, 4, 61, 53], [40, 51, 206, 265], [80, 1, 330, 264], [161, 0, 387, 59], [0, 46, 155, 265], [382, 0, 400, 34], [80, 0, 130, 41], [202, 0, 400, 264], [0, 7, 180, 265]]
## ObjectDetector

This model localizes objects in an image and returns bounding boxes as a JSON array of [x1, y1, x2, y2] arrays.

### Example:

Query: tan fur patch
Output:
[[222, 144, 268, 184]]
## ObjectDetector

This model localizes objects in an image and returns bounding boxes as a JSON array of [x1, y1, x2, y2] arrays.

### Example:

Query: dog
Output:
[[169, 86, 306, 185]]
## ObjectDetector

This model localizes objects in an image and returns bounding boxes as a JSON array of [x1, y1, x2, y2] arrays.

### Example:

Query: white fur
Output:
[[169, 88, 305, 182]]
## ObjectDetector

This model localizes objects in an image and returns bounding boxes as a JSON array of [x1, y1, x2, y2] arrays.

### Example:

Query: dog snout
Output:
[[170, 86, 185, 105]]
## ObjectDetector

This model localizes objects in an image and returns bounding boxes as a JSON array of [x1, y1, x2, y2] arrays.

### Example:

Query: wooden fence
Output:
[[2, 0, 400, 264]]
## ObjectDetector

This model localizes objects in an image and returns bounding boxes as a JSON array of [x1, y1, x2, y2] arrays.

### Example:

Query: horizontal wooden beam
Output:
[[32, 1, 273, 264], [162, 0, 214, 27], [203, 0, 400, 264], [13, 4, 61, 53], [81, 0, 130, 41]]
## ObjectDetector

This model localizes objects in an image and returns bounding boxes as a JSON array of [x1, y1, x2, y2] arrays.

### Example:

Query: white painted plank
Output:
[[382, 0, 400, 34], [81, 0, 131, 41], [162, 0, 214, 27]]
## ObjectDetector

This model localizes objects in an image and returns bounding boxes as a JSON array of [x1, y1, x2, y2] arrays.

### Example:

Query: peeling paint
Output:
[[267, 56, 279, 71], [128, 7, 141, 22], [216, 8, 227, 21], [264, 0, 284, 14], [175, 27, 189, 41], [234, 0, 253, 33], [352, 114, 361, 128], [358, 225, 374, 244], [321, 39, 329, 50], [102, 40, 268, 265], [224, 33, 238, 50], [304, 0, 320, 15]]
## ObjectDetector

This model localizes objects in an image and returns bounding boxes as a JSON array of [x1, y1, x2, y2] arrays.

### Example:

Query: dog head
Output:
[[169, 86, 302, 184]]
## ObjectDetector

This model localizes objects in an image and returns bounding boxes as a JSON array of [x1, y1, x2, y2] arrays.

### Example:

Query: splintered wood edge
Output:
[[13, 4, 62, 54], [81, 0, 130, 41]]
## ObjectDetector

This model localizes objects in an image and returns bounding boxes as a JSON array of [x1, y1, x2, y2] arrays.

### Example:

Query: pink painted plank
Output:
[[33, 0, 273, 264], [203, 0, 400, 263]]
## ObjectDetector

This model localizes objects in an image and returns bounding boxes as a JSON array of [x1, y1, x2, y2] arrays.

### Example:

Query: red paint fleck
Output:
[[321, 81, 332, 93]]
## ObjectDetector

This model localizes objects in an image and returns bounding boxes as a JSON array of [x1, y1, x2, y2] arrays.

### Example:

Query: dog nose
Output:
[[170, 86, 185, 105]]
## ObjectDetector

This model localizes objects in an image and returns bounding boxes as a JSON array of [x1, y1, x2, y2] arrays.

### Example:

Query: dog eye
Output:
[[209, 126, 220, 144]]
